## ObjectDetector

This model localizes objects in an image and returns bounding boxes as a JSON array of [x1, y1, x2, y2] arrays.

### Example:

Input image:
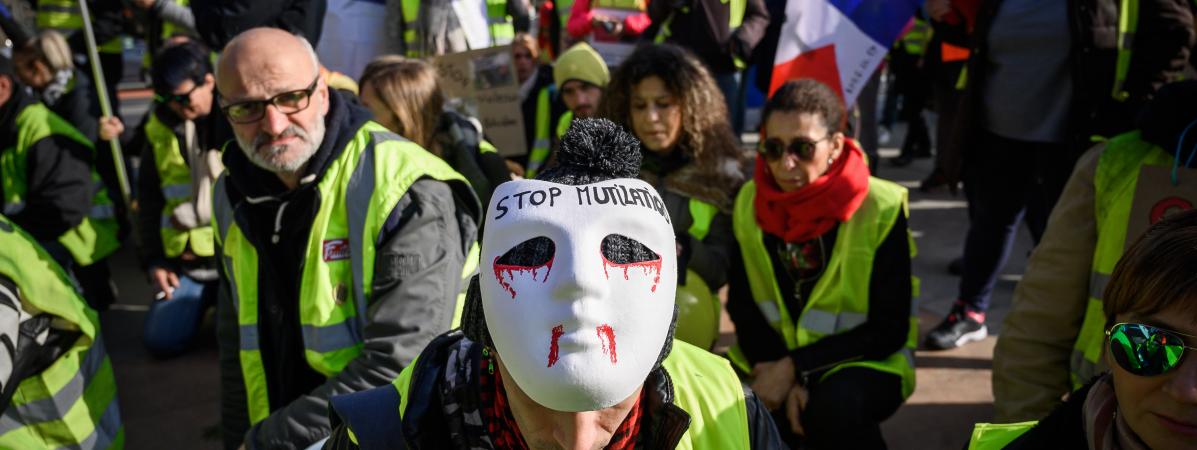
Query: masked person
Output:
[[358, 56, 513, 208], [322, 119, 785, 449], [212, 28, 480, 449], [599, 43, 746, 350], [0, 214, 123, 449], [99, 41, 230, 358], [725, 79, 917, 448], [0, 54, 121, 312], [969, 209, 1197, 450]]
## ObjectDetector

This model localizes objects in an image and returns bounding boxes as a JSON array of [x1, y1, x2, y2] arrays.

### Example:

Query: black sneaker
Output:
[[923, 309, 988, 350]]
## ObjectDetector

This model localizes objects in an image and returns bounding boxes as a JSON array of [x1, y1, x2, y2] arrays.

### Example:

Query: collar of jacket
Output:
[[400, 331, 693, 449], [221, 88, 372, 203], [0, 86, 35, 150]]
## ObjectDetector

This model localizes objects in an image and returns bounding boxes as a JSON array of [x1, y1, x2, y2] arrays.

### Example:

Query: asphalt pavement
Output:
[[100, 96, 1035, 449]]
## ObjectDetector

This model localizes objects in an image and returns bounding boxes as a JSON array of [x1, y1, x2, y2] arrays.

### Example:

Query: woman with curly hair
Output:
[[599, 43, 746, 350], [359, 56, 513, 207]]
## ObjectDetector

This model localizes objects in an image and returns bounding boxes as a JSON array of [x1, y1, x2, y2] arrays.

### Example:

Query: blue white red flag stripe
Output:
[[771, 0, 923, 106]]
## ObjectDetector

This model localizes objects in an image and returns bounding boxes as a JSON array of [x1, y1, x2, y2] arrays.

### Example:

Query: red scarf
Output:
[[753, 139, 870, 243]]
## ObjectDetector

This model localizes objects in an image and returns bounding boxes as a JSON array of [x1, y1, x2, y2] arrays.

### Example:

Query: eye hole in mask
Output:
[[494, 237, 556, 298], [601, 234, 663, 292]]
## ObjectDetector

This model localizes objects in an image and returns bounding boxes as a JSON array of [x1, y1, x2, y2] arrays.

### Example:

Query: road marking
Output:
[[108, 304, 151, 312]]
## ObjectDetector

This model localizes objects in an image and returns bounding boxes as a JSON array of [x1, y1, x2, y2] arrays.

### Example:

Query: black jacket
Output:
[[322, 331, 787, 449], [1000, 380, 1093, 449], [645, 0, 771, 74], [944, 0, 1195, 183], [435, 111, 512, 209], [217, 90, 480, 449], [0, 89, 95, 243], [192, 0, 327, 50], [726, 211, 913, 378]]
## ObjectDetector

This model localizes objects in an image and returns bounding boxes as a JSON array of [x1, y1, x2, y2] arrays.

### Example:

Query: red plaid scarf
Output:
[[480, 360, 647, 449]]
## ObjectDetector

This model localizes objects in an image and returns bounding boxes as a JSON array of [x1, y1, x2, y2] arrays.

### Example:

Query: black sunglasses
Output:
[[1107, 322, 1197, 376], [758, 135, 831, 161], [221, 76, 320, 124], [155, 78, 204, 106]]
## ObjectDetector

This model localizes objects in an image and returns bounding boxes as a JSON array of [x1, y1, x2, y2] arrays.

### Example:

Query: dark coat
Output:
[[943, 0, 1195, 183]]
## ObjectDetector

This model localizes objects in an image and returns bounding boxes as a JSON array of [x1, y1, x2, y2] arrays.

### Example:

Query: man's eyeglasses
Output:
[[221, 76, 320, 124], [758, 135, 832, 161], [1107, 322, 1197, 376], [155, 79, 204, 106]]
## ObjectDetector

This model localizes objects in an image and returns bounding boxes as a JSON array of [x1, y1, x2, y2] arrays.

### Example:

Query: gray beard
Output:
[[236, 118, 326, 175]]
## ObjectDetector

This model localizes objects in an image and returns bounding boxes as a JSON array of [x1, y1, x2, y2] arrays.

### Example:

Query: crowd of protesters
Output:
[[0, 0, 1196, 449]]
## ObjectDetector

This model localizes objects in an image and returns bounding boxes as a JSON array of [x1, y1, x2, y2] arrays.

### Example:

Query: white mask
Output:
[[480, 178, 678, 412]]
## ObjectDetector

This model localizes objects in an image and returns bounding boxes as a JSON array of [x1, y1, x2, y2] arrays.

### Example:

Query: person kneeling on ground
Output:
[[322, 119, 785, 449], [725, 79, 917, 448], [968, 209, 1197, 450]]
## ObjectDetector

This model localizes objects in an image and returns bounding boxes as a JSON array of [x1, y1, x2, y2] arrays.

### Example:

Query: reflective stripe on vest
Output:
[[0, 215, 124, 449], [966, 421, 1037, 450], [730, 177, 918, 398], [487, 0, 514, 45], [1, 103, 119, 267], [213, 123, 470, 425], [146, 111, 215, 258], [1070, 131, 1172, 388], [1112, 0, 1139, 101], [525, 87, 554, 179], [388, 340, 751, 449]]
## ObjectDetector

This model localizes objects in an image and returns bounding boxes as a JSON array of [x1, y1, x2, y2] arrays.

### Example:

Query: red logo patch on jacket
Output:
[[323, 239, 351, 262]]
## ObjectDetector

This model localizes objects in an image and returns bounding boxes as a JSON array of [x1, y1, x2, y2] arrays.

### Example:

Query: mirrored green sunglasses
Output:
[[1107, 322, 1197, 376]]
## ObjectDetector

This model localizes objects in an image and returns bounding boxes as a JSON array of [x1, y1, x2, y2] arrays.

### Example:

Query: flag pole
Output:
[[76, 0, 131, 208]]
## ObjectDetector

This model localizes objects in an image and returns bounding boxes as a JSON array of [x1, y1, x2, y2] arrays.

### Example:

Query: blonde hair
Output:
[[512, 32, 539, 60], [359, 56, 444, 153], [23, 30, 74, 72]]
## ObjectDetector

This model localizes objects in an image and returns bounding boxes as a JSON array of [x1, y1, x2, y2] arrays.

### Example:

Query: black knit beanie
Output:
[[461, 118, 678, 367]]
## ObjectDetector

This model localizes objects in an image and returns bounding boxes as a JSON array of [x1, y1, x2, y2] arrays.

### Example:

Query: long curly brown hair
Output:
[[599, 44, 744, 191]]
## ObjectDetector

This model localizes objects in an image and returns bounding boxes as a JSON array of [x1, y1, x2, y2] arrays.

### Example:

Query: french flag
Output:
[[770, 0, 924, 105]]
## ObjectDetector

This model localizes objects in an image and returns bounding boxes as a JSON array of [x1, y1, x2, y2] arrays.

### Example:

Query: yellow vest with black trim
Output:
[[400, 0, 421, 57], [966, 421, 1037, 450], [144, 111, 215, 259], [900, 18, 933, 56], [389, 340, 750, 449], [212, 124, 472, 425], [1070, 131, 1174, 388], [36, 0, 125, 54], [1, 102, 120, 267], [653, 0, 748, 69], [0, 215, 124, 449], [486, 0, 515, 45], [728, 177, 918, 398]]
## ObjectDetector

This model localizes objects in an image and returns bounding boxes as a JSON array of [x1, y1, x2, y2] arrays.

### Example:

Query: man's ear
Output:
[[0, 75, 13, 108]]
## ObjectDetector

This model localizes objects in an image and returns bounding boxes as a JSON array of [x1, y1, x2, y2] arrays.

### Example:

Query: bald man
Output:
[[211, 28, 480, 449]]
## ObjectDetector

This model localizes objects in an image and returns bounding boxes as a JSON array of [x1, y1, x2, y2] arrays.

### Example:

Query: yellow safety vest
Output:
[[728, 177, 918, 398], [1070, 131, 1174, 388], [213, 123, 474, 425], [0, 102, 120, 267], [0, 215, 124, 449], [144, 111, 215, 259], [487, 0, 516, 46], [900, 18, 933, 56], [36, 0, 125, 54], [966, 421, 1038, 450], [524, 86, 555, 179], [400, 0, 421, 58], [390, 340, 751, 449], [674, 199, 721, 349], [653, 0, 748, 69]]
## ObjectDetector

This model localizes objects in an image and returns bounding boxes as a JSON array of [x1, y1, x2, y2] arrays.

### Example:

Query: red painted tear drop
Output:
[[597, 324, 617, 364], [547, 324, 564, 367]]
